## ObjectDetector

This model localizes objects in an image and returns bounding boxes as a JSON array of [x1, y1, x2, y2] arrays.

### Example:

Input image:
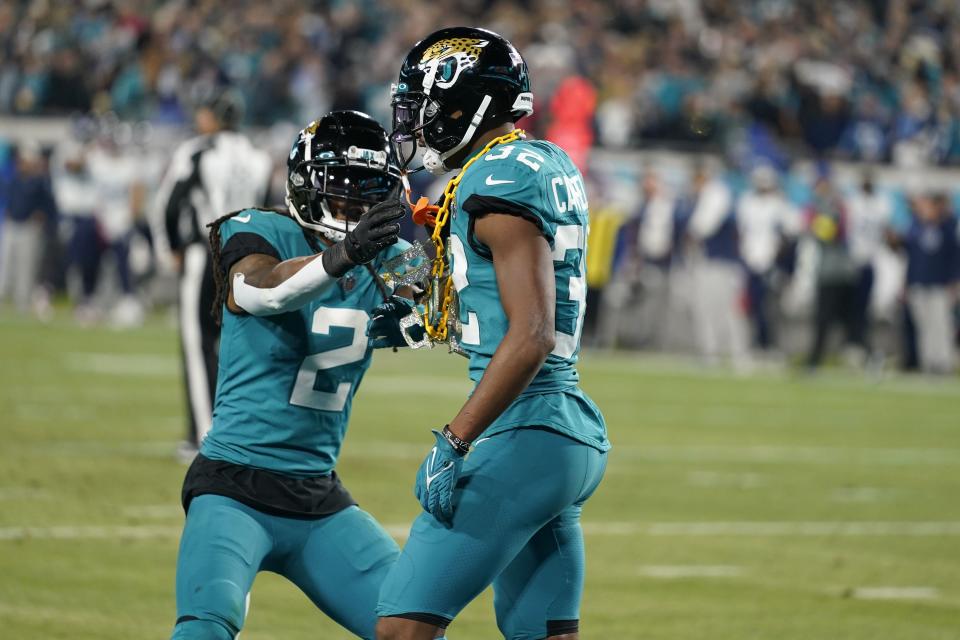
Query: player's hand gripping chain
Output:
[[415, 426, 470, 523]]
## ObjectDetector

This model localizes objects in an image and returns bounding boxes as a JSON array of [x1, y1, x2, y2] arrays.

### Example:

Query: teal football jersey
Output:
[[202, 209, 406, 476], [448, 138, 609, 451]]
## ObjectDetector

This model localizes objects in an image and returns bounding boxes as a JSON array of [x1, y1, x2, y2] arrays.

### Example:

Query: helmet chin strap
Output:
[[422, 94, 493, 176]]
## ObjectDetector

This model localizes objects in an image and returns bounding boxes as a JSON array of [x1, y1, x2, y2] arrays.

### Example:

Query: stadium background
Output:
[[1, 1, 959, 638]]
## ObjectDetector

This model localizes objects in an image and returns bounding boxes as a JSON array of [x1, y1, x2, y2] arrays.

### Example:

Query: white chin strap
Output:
[[285, 194, 356, 242], [422, 94, 493, 176]]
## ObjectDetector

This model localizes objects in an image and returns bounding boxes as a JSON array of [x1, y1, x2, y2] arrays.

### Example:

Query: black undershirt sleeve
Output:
[[461, 193, 548, 260], [219, 232, 282, 281]]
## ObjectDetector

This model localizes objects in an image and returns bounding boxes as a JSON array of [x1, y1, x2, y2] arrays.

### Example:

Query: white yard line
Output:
[[630, 522, 960, 536], [686, 471, 765, 488], [0, 487, 52, 500], [64, 352, 178, 377], [352, 441, 960, 465], [121, 505, 184, 519], [612, 444, 960, 466], [830, 487, 895, 503], [0, 525, 182, 541], [639, 565, 742, 578], [4, 521, 960, 542], [581, 353, 960, 397], [847, 587, 940, 601], [359, 375, 473, 396]]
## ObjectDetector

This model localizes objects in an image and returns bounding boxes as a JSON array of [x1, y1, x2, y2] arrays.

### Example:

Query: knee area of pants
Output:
[[185, 579, 246, 633], [171, 617, 235, 640]]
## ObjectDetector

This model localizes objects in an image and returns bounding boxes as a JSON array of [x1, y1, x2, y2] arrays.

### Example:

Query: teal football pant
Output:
[[172, 495, 399, 639], [377, 427, 608, 640]]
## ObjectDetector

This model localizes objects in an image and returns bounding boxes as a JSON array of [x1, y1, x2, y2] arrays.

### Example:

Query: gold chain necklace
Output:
[[416, 129, 524, 342]]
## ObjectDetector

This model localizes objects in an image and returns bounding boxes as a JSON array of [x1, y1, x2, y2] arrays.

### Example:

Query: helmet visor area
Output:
[[391, 91, 442, 170], [293, 162, 399, 224]]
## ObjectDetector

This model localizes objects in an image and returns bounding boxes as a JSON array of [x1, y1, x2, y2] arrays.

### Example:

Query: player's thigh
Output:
[[284, 506, 399, 640], [173, 494, 273, 638], [494, 440, 606, 640], [378, 428, 601, 624], [493, 506, 587, 640]]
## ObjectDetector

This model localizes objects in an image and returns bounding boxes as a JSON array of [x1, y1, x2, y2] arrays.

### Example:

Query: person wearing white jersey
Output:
[[685, 164, 750, 369], [845, 172, 892, 354], [736, 164, 801, 351], [51, 139, 100, 321], [86, 124, 146, 328], [152, 91, 273, 457]]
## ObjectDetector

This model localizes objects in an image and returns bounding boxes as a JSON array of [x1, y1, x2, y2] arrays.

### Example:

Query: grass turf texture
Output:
[[1, 310, 959, 639]]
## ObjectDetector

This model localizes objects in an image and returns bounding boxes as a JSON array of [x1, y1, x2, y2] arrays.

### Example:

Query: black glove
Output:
[[322, 182, 406, 278], [367, 295, 424, 348]]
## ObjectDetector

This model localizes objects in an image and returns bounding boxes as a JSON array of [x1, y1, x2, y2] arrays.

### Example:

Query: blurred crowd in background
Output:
[[6, 0, 960, 165], [0, 0, 958, 374]]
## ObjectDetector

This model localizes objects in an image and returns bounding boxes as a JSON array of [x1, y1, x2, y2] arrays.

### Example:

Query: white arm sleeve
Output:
[[231, 256, 337, 316]]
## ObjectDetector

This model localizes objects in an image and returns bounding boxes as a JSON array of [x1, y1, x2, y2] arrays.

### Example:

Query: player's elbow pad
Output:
[[232, 257, 336, 316]]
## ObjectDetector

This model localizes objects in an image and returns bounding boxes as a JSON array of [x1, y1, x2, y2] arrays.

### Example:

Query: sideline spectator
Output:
[[845, 171, 893, 356], [87, 123, 149, 328], [806, 175, 862, 367], [736, 164, 799, 351], [0, 144, 57, 314], [685, 163, 750, 369], [896, 195, 959, 374], [51, 140, 101, 322], [632, 171, 677, 349]]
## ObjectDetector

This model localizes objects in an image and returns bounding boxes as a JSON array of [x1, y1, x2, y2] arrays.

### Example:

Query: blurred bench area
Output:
[[0, 0, 958, 374]]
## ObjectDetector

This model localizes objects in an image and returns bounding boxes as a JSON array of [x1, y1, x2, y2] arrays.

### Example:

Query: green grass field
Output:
[[2, 310, 959, 639]]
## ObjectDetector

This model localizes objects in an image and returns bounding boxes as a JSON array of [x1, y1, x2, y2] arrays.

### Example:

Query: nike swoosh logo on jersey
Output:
[[234, 213, 252, 223], [485, 175, 515, 186]]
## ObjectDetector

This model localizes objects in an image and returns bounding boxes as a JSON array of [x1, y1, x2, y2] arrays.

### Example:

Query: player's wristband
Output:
[[441, 425, 471, 456]]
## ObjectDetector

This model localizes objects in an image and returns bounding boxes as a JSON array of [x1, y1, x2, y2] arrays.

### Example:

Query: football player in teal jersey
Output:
[[171, 111, 424, 640], [374, 28, 609, 640]]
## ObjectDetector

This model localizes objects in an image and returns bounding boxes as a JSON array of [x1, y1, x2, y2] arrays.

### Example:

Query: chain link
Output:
[[420, 129, 524, 342]]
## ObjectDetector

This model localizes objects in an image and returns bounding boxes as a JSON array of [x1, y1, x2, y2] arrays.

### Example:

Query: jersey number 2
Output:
[[289, 307, 369, 411]]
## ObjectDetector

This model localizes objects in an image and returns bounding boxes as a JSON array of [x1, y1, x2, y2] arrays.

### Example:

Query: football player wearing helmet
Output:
[[171, 111, 419, 640], [376, 28, 609, 640]]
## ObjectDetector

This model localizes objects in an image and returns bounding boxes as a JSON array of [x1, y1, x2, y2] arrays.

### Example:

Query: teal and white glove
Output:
[[414, 427, 469, 523]]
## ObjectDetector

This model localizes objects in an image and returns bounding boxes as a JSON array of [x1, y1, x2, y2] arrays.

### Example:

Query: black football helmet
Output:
[[286, 110, 401, 241], [391, 27, 534, 175]]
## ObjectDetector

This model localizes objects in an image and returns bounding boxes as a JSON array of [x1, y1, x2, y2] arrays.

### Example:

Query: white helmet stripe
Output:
[[439, 94, 492, 162]]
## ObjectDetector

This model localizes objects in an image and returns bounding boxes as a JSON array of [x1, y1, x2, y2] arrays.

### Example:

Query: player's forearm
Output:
[[231, 254, 337, 315], [448, 324, 554, 442], [244, 254, 323, 288]]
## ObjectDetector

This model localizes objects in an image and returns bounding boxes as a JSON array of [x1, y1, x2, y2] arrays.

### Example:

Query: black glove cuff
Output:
[[441, 425, 471, 456], [342, 232, 368, 265], [320, 241, 354, 279]]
